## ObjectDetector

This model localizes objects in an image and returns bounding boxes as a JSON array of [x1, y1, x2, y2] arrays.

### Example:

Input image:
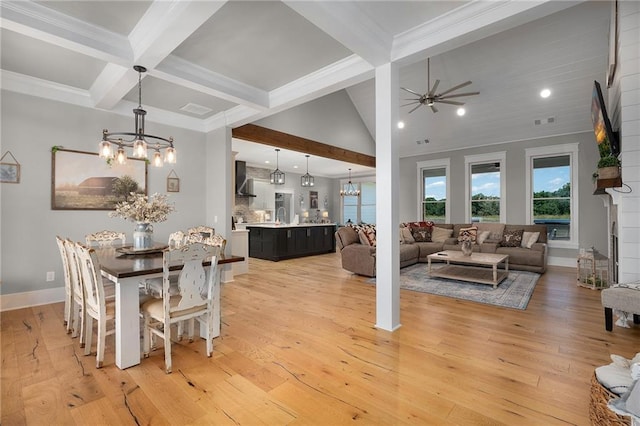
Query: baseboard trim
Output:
[[0, 287, 65, 312], [548, 256, 576, 268]]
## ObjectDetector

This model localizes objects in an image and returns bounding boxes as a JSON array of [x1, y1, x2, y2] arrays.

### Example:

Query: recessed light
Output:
[[293, 165, 299, 169], [540, 88, 551, 98], [397, 121, 405, 129], [265, 160, 270, 164], [457, 108, 466, 116]]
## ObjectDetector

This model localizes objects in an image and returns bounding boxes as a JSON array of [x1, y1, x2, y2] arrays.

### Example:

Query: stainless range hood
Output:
[[235, 161, 256, 197]]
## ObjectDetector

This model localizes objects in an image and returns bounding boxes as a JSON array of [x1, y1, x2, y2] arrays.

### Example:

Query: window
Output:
[[341, 180, 376, 224], [465, 152, 506, 223], [526, 144, 579, 248], [417, 159, 450, 223]]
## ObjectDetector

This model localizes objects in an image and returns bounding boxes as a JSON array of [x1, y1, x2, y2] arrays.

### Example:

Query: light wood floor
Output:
[[2, 252, 639, 425]]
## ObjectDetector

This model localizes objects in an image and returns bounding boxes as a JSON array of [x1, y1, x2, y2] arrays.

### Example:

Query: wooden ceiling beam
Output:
[[232, 123, 376, 168]]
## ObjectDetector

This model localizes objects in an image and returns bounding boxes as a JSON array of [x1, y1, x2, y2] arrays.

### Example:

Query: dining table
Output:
[[95, 243, 244, 370]]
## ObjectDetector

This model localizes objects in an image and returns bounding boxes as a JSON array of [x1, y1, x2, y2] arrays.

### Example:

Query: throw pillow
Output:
[[477, 230, 491, 245], [401, 227, 415, 244], [411, 227, 431, 242], [521, 231, 540, 249], [358, 228, 376, 247], [457, 226, 478, 244], [501, 228, 524, 247], [431, 227, 453, 242]]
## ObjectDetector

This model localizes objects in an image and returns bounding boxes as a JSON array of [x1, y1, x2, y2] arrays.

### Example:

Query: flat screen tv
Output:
[[591, 80, 619, 158]]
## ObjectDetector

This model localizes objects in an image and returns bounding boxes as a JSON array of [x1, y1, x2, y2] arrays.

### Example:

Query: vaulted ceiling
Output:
[[1, 1, 611, 177]]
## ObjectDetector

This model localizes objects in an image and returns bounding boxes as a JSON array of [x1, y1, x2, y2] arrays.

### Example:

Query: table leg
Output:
[[428, 257, 432, 273], [492, 265, 498, 288], [115, 277, 141, 369]]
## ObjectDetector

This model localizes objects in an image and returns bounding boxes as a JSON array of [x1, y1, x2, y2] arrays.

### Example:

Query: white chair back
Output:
[[85, 230, 126, 246]]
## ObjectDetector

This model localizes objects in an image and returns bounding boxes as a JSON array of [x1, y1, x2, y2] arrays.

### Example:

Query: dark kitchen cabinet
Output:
[[247, 225, 336, 261]]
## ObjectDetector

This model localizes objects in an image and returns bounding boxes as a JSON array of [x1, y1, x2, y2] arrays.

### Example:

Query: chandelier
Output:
[[300, 154, 315, 187], [98, 65, 176, 167], [270, 148, 285, 185], [340, 168, 360, 197]]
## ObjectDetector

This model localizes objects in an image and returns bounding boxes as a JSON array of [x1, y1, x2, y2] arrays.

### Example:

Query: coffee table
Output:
[[426, 250, 509, 289]]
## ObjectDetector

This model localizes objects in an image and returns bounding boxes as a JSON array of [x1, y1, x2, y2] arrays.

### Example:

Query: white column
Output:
[[375, 63, 401, 331], [617, 1, 640, 283], [206, 126, 234, 281]]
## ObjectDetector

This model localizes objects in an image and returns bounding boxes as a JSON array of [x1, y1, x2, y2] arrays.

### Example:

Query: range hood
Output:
[[235, 161, 256, 197]]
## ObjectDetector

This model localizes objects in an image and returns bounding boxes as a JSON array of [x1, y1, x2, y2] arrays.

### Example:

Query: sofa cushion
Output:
[[411, 227, 432, 242], [476, 223, 505, 241], [521, 231, 540, 249], [432, 227, 453, 242], [336, 226, 359, 249], [401, 227, 415, 244], [500, 228, 524, 247], [458, 226, 478, 243]]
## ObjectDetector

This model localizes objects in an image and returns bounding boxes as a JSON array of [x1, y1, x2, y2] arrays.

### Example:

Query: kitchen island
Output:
[[246, 223, 336, 261]]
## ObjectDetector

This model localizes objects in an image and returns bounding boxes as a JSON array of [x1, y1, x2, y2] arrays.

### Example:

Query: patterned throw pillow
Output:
[[457, 226, 478, 244], [477, 230, 492, 245], [411, 227, 431, 242], [358, 227, 377, 247], [501, 228, 524, 247]]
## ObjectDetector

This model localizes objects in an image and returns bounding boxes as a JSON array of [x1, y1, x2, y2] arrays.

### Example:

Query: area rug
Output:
[[366, 263, 540, 310]]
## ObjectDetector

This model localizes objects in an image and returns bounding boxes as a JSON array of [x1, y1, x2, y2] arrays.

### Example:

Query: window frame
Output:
[[416, 158, 450, 223], [340, 176, 376, 224], [525, 143, 579, 249], [464, 152, 506, 223]]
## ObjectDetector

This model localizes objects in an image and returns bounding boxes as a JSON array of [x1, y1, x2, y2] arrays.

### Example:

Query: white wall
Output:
[[0, 91, 208, 297], [255, 89, 376, 157]]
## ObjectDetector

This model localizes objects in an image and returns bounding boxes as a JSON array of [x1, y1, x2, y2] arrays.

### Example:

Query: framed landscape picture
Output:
[[51, 148, 147, 210]]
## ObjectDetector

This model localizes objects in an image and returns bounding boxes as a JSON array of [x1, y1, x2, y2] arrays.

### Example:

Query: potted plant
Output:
[[597, 155, 621, 179]]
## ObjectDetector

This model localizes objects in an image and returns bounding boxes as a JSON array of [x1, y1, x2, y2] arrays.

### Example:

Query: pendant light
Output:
[[300, 154, 315, 187], [99, 65, 176, 167], [340, 168, 360, 197], [270, 148, 285, 185]]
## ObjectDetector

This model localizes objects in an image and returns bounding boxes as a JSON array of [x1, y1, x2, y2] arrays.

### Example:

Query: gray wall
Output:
[[1, 91, 208, 295], [398, 132, 609, 259]]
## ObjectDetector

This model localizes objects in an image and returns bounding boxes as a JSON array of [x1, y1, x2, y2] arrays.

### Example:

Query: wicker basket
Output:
[[589, 373, 631, 425]]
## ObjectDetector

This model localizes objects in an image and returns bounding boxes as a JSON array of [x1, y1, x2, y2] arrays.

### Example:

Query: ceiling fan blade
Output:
[[437, 100, 465, 106], [408, 104, 423, 114], [437, 81, 472, 97], [401, 101, 420, 107], [427, 79, 440, 97], [438, 91, 480, 99], [430, 105, 438, 113], [401, 87, 424, 97]]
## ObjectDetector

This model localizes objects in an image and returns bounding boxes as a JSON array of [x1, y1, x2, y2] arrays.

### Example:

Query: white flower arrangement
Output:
[[109, 192, 176, 223]]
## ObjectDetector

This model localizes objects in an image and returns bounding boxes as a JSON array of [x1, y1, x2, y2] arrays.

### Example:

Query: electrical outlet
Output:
[[46, 271, 55, 282]]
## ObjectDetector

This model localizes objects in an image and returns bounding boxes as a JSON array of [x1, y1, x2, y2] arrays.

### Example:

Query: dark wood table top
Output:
[[95, 244, 244, 279]]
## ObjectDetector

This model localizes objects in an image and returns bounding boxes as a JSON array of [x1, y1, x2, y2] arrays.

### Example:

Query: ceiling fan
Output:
[[401, 58, 479, 113]]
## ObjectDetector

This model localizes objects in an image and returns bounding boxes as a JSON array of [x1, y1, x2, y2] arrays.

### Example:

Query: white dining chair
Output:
[[55, 236, 73, 332], [64, 239, 87, 346], [141, 242, 220, 373], [85, 230, 126, 246], [74, 242, 116, 368], [186, 226, 215, 243]]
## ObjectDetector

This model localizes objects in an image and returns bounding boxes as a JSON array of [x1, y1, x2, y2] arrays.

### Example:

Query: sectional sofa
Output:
[[335, 222, 548, 277]]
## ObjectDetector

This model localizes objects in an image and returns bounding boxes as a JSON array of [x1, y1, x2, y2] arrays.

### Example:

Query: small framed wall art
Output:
[[0, 151, 21, 184], [167, 169, 180, 192]]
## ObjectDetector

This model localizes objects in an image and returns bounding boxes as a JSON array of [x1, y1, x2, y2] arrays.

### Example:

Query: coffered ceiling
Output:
[[1, 1, 611, 178]]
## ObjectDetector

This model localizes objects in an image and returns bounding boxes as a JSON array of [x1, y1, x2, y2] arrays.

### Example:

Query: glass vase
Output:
[[133, 222, 153, 250], [461, 239, 473, 256]]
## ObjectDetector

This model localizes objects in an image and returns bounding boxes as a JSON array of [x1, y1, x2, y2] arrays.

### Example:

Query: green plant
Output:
[[597, 155, 620, 168]]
